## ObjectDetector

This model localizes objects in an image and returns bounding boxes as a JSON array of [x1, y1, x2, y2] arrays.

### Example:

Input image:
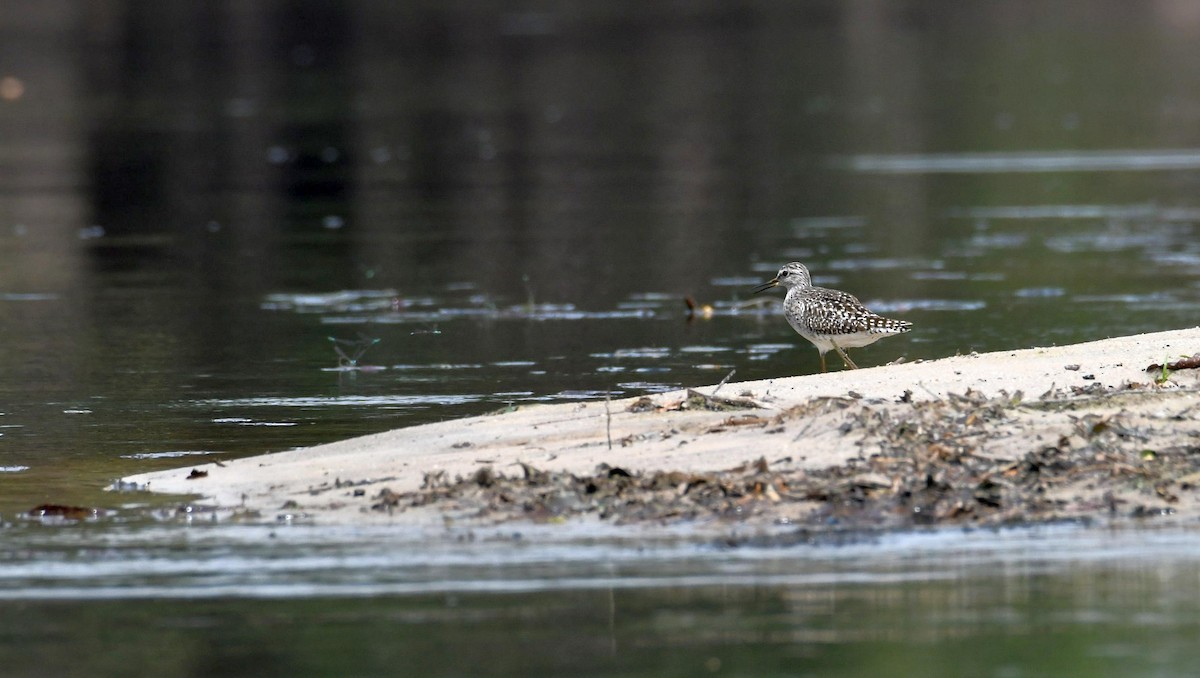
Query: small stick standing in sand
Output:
[[753, 262, 911, 372]]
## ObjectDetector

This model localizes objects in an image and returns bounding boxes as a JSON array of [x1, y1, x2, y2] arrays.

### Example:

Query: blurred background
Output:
[[3, 0, 1200, 509]]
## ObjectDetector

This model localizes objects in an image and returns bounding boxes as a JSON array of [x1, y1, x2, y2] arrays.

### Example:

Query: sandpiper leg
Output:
[[818, 352, 828, 373], [834, 345, 858, 370]]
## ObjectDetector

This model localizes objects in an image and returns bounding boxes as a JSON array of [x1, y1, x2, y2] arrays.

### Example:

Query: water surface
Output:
[[3, 522, 1200, 676], [4, 2, 1200, 673]]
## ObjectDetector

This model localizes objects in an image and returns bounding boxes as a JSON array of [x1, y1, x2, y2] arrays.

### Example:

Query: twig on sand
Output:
[[605, 392, 613, 450], [712, 369, 736, 395], [1146, 354, 1200, 373]]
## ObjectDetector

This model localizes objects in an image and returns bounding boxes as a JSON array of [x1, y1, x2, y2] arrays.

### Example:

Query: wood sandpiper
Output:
[[753, 262, 911, 372]]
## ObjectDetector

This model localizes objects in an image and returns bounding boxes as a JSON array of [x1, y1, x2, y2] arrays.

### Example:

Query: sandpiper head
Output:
[[752, 262, 811, 294]]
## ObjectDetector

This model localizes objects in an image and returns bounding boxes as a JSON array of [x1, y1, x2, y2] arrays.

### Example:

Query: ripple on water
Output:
[[840, 149, 1200, 173], [966, 232, 1031, 250], [827, 257, 944, 271], [592, 347, 672, 360], [790, 215, 868, 232], [778, 247, 818, 260], [280, 294, 662, 325], [120, 450, 224, 460], [709, 276, 763, 287], [200, 395, 484, 408], [0, 293, 59, 302], [551, 390, 617, 400], [391, 363, 483, 370], [874, 299, 987, 312], [262, 289, 398, 312], [1045, 231, 1179, 254], [944, 203, 1159, 220], [911, 271, 970, 281], [626, 292, 677, 301], [1073, 292, 1177, 305], [616, 381, 677, 392], [616, 300, 665, 311], [745, 343, 794, 357], [1150, 251, 1200, 269], [8, 522, 1200, 601], [1014, 287, 1067, 298], [212, 417, 297, 427]]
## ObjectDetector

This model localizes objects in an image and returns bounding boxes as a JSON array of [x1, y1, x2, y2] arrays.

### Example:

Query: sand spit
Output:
[[116, 328, 1200, 531]]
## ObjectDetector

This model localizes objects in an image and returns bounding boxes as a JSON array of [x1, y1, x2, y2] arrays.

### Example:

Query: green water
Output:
[[2, 523, 1199, 677], [3, 1, 1200, 673]]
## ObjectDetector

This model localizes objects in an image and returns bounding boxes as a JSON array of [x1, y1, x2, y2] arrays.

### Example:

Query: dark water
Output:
[[3, 523, 1200, 677], [4, 1, 1200, 673]]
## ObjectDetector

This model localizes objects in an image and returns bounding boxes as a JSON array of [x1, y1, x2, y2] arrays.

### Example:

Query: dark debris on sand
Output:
[[370, 387, 1200, 530]]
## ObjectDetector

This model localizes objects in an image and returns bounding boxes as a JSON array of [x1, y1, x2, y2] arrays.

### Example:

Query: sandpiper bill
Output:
[[753, 262, 911, 372]]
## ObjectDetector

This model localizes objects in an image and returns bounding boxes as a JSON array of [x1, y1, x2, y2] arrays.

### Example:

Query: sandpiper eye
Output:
[[779, 271, 789, 278]]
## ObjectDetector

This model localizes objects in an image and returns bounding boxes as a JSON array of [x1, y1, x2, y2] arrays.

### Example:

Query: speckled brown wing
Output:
[[797, 288, 910, 336]]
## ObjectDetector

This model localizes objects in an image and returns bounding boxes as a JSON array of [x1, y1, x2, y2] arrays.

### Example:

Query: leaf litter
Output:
[[369, 385, 1200, 531]]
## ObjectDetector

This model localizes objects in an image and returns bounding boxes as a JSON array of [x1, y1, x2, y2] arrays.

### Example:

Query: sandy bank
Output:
[[116, 328, 1200, 529]]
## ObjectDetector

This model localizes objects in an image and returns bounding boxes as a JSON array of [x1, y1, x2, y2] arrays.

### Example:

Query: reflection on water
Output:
[[2, 523, 1200, 675]]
